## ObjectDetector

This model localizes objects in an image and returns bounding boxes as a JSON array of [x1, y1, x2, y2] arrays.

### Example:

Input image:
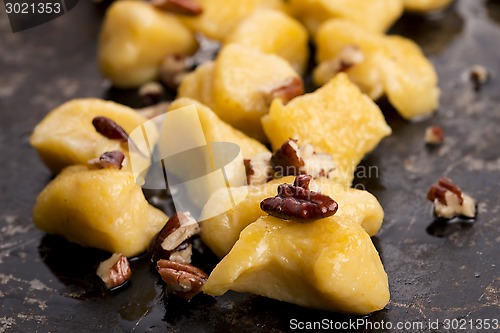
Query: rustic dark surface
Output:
[[1, 1, 500, 332]]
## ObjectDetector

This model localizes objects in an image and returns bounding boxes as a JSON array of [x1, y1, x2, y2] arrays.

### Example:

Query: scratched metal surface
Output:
[[1, 1, 499, 332]]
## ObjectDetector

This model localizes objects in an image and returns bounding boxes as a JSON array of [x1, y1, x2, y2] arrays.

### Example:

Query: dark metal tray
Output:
[[1, 1, 499, 331]]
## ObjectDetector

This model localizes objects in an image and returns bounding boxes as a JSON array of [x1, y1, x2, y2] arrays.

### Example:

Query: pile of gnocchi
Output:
[[30, 0, 452, 314]]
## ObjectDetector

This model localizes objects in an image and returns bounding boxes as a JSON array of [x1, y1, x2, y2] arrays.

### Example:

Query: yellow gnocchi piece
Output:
[[224, 9, 309, 74], [178, 62, 216, 110], [98, 1, 197, 88], [262, 74, 391, 187], [179, 44, 301, 141], [289, 0, 403, 35], [200, 176, 385, 258], [33, 165, 168, 257], [30, 98, 157, 175], [315, 19, 440, 120], [404, 0, 453, 12], [177, 0, 286, 41], [203, 215, 390, 314]]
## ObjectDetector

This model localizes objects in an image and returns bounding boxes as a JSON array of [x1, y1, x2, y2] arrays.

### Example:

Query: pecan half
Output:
[[425, 125, 444, 145], [264, 77, 304, 105], [156, 259, 208, 300], [427, 177, 476, 219], [88, 151, 125, 170], [96, 253, 131, 289], [271, 140, 336, 179], [150, 0, 203, 16], [244, 152, 272, 185], [149, 212, 199, 263], [260, 175, 338, 221]]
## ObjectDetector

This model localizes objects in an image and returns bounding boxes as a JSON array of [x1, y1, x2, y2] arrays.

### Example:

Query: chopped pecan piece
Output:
[[92, 116, 129, 142], [92, 116, 146, 157], [427, 177, 476, 219], [469, 65, 489, 88], [150, 0, 203, 16], [314, 45, 364, 85], [88, 151, 125, 170], [157, 259, 208, 300], [427, 177, 463, 205], [260, 175, 338, 221], [271, 139, 304, 177], [293, 174, 321, 192], [149, 212, 200, 263], [138, 81, 165, 106], [244, 152, 272, 185], [160, 54, 188, 89], [168, 242, 193, 264], [271, 140, 336, 179], [425, 125, 444, 145], [264, 77, 304, 105], [299, 144, 336, 178], [96, 253, 131, 289]]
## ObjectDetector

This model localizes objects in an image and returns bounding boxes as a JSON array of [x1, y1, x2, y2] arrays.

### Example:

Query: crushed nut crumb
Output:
[[425, 125, 444, 145]]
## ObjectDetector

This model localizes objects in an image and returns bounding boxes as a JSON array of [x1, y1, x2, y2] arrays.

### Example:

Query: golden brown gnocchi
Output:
[[203, 215, 390, 314], [200, 176, 385, 258], [179, 44, 302, 141], [33, 165, 168, 257], [224, 9, 309, 74], [98, 1, 197, 88], [288, 0, 403, 35], [30, 98, 157, 174], [176, 0, 287, 41], [314, 19, 440, 120], [262, 74, 391, 187]]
